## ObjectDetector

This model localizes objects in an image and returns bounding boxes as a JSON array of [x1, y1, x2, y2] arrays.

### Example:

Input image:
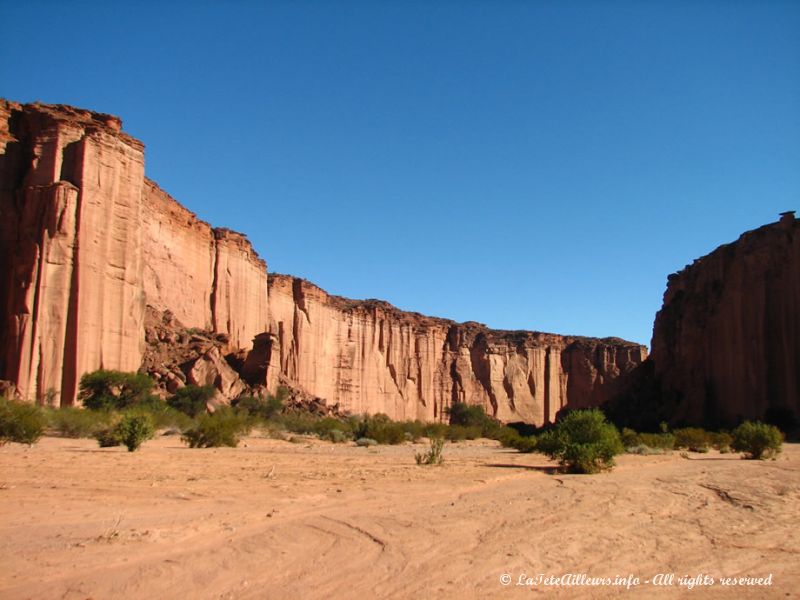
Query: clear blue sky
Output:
[[2, 1, 798, 347]]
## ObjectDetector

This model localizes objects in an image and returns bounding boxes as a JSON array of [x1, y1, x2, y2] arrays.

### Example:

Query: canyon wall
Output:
[[0, 99, 645, 422], [0, 101, 268, 405], [141, 179, 268, 349], [650, 213, 800, 426], [0, 101, 146, 405], [267, 275, 647, 425]]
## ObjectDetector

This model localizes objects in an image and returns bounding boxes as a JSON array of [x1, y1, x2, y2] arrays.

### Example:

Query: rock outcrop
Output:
[[0, 100, 146, 405], [650, 212, 800, 427], [0, 100, 268, 405], [141, 179, 268, 349], [0, 99, 645, 422], [266, 274, 646, 425]]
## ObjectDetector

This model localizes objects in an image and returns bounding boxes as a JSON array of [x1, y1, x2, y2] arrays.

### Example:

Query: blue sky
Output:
[[2, 0, 798, 347]]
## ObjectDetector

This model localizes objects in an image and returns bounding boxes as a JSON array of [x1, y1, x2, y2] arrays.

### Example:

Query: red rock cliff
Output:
[[0, 100, 146, 405], [267, 274, 646, 425], [1, 99, 643, 419], [141, 179, 268, 349], [0, 101, 268, 405], [650, 213, 800, 426]]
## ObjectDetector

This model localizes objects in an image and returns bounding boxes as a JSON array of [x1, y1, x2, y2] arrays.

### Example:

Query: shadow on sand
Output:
[[485, 463, 563, 474]]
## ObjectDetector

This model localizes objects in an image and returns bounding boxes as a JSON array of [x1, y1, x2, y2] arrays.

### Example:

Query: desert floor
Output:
[[0, 435, 797, 600]]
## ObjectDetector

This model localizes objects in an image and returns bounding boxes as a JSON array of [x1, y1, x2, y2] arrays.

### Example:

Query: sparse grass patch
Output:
[[415, 437, 445, 465]]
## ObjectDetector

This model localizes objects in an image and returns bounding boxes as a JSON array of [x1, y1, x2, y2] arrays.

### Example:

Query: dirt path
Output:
[[1, 436, 797, 599]]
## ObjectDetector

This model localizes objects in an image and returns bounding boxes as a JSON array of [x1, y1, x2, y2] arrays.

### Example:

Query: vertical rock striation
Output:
[[0, 100, 146, 405], [0, 99, 643, 419], [650, 213, 800, 426], [267, 274, 647, 425], [1, 101, 269, 405], [141, 180, 268, 350]]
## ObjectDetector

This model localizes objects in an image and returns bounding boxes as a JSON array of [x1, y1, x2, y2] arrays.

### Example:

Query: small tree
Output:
[[536, 409, 623, 474], [731, 421, 782, 460], [168, 385, 216, 417], [79, 370, 155, 410]]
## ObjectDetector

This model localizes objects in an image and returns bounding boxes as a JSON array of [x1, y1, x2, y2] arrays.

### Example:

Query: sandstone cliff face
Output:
[[0, 99, 643, 419], [267, 274, 646, 425], [0, 101, 146, 405], [141, 179, 268, 350], [0, 101, 269, 405], [651, 213, 800, 426]]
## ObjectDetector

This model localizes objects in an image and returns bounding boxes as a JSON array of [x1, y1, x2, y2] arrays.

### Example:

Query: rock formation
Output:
[[650, 212, 800, 427], [266, 274, 646, 425], [0, 100, 268, 405], [0, 99, 646, 423], [141, 178, 268, 349], [0, 100, 147, 405]]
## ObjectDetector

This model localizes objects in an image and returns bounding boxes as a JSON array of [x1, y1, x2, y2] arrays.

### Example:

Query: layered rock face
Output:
[[0, 99, 644, 421], [0, 101, 268, 405], [267, 275, 647, 425], [0, 101, 146, 405], [141, 179, 268, 349], [651, 213, 800, 426]]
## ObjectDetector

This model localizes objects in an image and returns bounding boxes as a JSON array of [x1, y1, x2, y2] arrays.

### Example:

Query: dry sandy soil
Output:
[[1, 435, 797, 600]]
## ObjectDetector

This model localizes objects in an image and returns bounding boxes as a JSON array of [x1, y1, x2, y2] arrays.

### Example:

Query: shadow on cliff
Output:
[[602, 359, 678, 431]]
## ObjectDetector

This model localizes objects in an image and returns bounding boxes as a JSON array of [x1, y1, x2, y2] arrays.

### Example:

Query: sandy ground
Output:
[[0, 435, 798, 600]]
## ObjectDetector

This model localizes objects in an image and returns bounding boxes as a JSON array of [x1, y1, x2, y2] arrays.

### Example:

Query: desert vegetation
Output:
[[0, 372, 788, 468], [731, 421, 783, 459]]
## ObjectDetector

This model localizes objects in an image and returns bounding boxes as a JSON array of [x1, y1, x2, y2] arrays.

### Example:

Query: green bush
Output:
[[356, 437, 378, 447], [445, 424, 482, 441], [233, 391, 284, 420], [130, 402, 193, 430], [95, 413, 155, 451], [78, 370, 155, 411], [709, 431, 733, 452], [673, 427, 711, 452], [182, 410, 252, 448], [95, 428, 122, 447], [278, 411, 320, 435], [627, 444, 668, 455], [498, 428, 538, 453], [535, 409, 623, 474], [323, 429, 348, 443], [115, 413, 155, 452], [638, 432, 675, 450], [415, 437, 445, 465], [353, 414, 406, 445], [49, 407, 114, 438], [423, 423, 449, 440], [731, 421, 783, 460], [0, 398, 48, 445], [447, 402, 503, 438], [168, 385, 216, 417]]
